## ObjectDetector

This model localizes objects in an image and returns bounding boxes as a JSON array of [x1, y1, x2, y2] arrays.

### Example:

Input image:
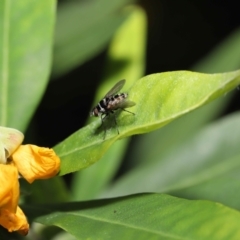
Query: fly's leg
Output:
[[100, 113, 106, 128], [122, 108, 135, 115], [101, 113, 108, 140], [112, 112, 119, 135], [100, 111, 120, 139]]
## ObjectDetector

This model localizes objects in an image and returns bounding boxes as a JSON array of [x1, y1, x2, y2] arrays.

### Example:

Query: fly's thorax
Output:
[[98, 98, 109, 113], [99, 98, 108, 107], [90, 98, 109, 117]]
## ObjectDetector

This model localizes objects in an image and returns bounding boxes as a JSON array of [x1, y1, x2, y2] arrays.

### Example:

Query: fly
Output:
[[90, 79, 135, 138]]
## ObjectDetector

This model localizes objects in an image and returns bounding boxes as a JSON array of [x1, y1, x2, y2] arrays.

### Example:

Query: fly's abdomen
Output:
[[107, 93, 128, 110]]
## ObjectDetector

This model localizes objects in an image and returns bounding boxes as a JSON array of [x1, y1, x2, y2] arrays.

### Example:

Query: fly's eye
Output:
[[94, 109, 99, 116]]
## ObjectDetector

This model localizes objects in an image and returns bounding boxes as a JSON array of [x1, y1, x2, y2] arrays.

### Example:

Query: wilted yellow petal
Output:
[[0, 164, 28, 234], [12, 145, 60, 183], [0, 164, 19, 211], [0, 207, 29, 235], [15, 206, 29, 235]]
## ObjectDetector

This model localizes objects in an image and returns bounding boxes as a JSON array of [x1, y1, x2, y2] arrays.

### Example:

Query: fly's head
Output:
[[90, 107, 100, 117]]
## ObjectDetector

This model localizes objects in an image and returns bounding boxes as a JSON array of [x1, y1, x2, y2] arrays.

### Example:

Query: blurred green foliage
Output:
[[1, 0, 240, 239]]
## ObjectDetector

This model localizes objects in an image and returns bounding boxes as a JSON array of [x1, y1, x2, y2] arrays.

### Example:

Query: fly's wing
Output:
[[112, 99, 136, 110], [105, 79, 126, 97]]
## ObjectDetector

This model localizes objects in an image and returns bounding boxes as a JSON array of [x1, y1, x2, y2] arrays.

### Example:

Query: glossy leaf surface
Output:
[[26, 194, 240, 240], [54, 70, 240, 175]]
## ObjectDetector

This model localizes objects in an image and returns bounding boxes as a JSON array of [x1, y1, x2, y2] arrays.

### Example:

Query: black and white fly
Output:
[[90, 79, 135, 138]]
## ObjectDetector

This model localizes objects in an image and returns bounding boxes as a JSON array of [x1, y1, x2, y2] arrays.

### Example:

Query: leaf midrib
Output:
[[41, 211, 192, 240]]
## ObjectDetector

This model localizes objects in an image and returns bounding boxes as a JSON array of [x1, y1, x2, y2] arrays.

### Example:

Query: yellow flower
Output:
[[0, 127, 60, 235], [12, 145, 60, 183], [0, 164, 29, 235]]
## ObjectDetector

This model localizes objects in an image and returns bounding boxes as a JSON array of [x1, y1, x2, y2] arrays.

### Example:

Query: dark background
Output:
[[25, 0, 240, 147]]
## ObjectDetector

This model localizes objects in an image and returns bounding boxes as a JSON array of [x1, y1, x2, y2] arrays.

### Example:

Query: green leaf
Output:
[[0, 0, 55, 131], [100, 5, 146, 89], [123, 96, 230, 168], [26, 194, 240, 240], [72, 139, 129, 201], [102, 111, 240, 198], [122, 27, 240, 171], [52, 0, 135, 77], [55, 70, 240, 175], [171, 169, 240, 211], [71, 5, 147, 200], [163, 115, 240, 210], [108, 28, 240, 204]]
